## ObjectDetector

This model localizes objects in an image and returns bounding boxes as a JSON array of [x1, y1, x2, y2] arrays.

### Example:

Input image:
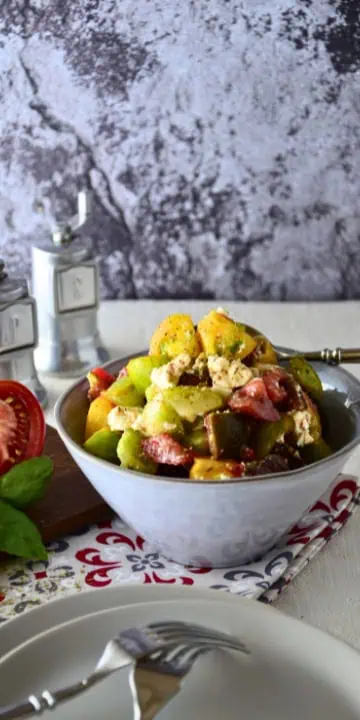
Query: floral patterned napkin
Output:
[[0, 474, 358, 621]]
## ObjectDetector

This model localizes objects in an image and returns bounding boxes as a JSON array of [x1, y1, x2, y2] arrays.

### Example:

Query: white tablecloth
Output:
[[43, 300, 360, 650]]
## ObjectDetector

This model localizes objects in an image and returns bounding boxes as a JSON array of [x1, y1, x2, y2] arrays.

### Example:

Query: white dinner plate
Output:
[[0, 585, 236, 658], [1, 596, 360, 719]]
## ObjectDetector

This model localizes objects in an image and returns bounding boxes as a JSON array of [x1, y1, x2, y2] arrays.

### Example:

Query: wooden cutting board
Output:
[[26, 425, 114, 543]]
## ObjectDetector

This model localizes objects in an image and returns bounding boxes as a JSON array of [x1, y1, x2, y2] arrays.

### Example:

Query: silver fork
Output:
[[0, 621, 249, 719], [130, 622, 249, 720]]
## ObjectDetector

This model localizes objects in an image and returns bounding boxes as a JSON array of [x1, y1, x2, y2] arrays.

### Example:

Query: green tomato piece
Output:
[[105, 376, 144, 407], [163, 387, 224, 423], [184, 426, 210, 456], [300, 438, 332, 465], [127, 355, 168, 392], [84, 428, 120, 463], [255, 415, 295, 459], [117, 429, 157, 473], [205, 411, 249, 460], [289, 356, 323, 401], [145, 384, 161, 402], [141, 398, 184, 437]]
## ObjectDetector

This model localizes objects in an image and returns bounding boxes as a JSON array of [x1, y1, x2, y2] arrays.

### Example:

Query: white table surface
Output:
[[43, 300, 360, 650]]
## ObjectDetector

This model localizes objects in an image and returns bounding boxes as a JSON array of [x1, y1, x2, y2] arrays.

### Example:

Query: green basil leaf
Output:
[[0, 499, 47, 561], [0, 457, 53, 509]]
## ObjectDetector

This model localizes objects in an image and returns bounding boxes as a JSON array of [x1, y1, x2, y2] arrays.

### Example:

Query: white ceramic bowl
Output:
[[55, 351, 360, 567]]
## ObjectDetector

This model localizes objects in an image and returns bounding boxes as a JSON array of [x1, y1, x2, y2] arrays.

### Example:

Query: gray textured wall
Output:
[[1, 1, 360, 300]]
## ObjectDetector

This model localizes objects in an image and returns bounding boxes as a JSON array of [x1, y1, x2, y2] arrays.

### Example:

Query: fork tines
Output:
[[140, 643, 218, 677], [147, 621, 249, 656]]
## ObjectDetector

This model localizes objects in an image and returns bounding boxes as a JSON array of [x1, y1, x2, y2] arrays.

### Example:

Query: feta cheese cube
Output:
[[150, 353, 192, 389]]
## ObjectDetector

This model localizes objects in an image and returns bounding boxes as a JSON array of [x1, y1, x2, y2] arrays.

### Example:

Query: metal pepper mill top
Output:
[[0, 259, 48, 407], [32, 190, 109, 377]]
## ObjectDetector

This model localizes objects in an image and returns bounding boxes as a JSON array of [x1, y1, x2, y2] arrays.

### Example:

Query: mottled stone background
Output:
[[0, 1, 360, 300]]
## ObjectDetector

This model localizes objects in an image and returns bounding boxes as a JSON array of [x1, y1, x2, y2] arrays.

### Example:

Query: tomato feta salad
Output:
[[83, 309, 332, 479]]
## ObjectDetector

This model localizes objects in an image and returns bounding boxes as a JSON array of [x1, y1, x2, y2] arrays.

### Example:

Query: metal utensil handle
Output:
[[301, 348, 360, 365], [277, 348, 360, 365], [0, 701, 34, 719], [0, 674, 106, 718]]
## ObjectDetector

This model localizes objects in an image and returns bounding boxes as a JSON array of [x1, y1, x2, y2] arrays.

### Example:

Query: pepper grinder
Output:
[[32, 190, 109, 377], [0, 259, 48, 407]]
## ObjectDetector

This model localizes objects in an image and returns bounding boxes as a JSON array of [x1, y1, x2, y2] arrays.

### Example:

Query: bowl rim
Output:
[[54, 349, 360, 487]]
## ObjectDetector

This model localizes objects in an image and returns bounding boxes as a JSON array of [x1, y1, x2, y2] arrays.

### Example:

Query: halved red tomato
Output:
[[0, 381, 45, 475]]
